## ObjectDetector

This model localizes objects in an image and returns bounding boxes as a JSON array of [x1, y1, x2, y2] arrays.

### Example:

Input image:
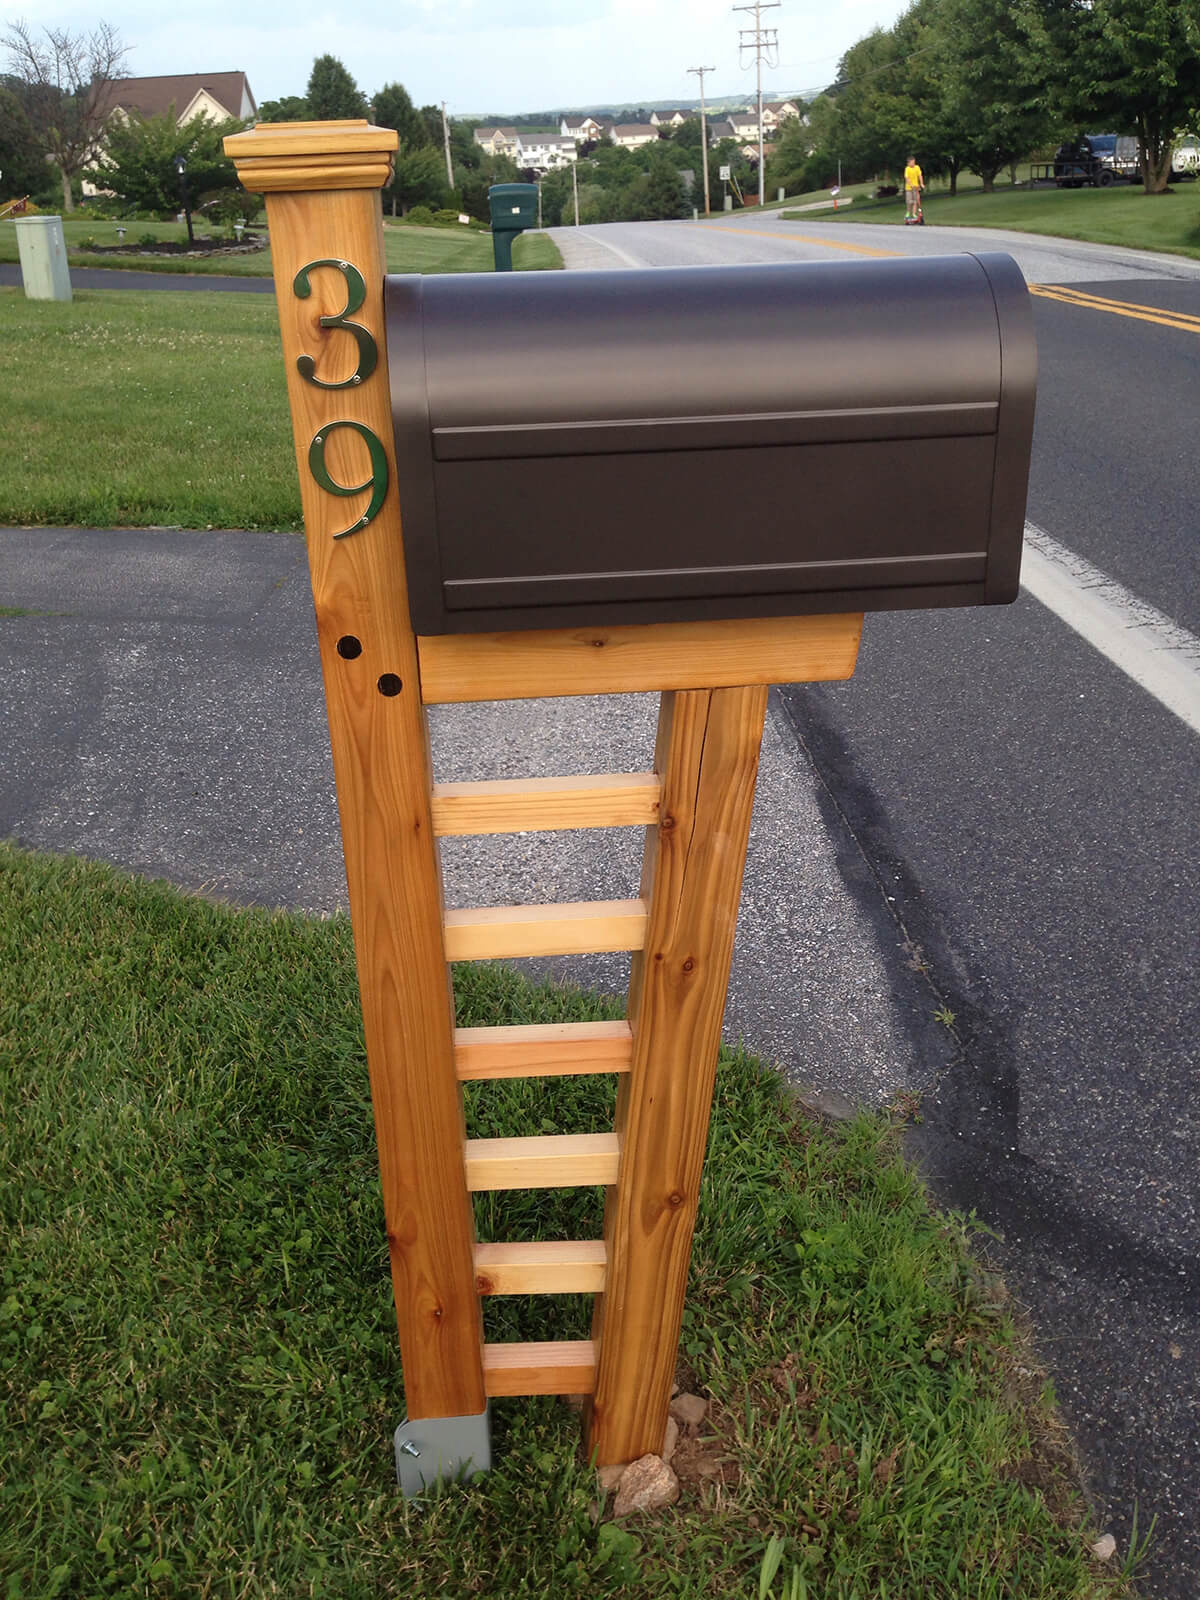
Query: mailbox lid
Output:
[[386, 253, 1035, 634]]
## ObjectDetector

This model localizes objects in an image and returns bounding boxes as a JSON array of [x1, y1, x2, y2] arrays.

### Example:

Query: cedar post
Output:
[[225, 117, 864, 1487], [224, 120, 486, 1426]]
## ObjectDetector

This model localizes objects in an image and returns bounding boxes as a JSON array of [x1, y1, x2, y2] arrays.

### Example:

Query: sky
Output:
[[5, 0, 912, 117]]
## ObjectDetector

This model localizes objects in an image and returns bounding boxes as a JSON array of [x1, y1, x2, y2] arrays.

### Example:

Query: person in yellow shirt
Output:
[[904, 155, 924, 223]]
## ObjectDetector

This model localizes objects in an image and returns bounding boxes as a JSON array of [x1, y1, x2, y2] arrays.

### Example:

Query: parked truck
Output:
[[1060, 132, 1200, 186]]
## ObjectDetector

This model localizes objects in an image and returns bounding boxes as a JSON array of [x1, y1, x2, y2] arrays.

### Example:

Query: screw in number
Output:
[[399, 1440, 421, 1458]]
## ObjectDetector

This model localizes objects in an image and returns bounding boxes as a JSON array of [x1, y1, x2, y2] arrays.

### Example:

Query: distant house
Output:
[[763, 100, 802, 128], [560, 115, 605, 144], [103, 71, 257, 125], [725, 112, 762, 140], [84, 71, 256, 196], [649, 110, 688, 128], [474, 126, 519, 158], [516, 133, 577, 172], [609, 123, 659, 150]]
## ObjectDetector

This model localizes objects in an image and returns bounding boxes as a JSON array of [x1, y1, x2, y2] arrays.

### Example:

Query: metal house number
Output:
[[293, 258, 389, 540]]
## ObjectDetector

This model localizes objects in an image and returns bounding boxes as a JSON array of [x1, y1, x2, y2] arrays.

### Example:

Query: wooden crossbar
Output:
[[443, 899, 647, 961], [483, 1340, 597, 1396], [454, 1020, 633, 1081], [464, 1133, 620, 1191], [473, 1240, 607, 1295], [432, 774, 661, 836], [418, 614, 863, 704]]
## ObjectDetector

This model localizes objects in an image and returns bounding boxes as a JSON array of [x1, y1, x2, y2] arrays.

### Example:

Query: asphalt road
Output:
[[3, 215, 1198, 1592], [546, 215, 1200, 1595]]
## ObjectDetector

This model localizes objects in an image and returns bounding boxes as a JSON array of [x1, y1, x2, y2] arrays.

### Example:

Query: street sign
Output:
[[719, 164, 731, 180]]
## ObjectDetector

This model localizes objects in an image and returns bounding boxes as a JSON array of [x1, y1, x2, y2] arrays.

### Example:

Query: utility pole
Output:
[[441, 102, 455, 190], [733, 0, 780, 206], [687, 64, 715, 217], [572, 156, 580, 225]]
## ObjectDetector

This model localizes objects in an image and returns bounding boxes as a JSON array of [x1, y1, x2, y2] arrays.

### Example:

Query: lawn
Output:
[[783, 181, 1200, 259], [0, 219, 559, 531], [0, 840, 1140, 1600], [0, 216, 562, 277], [0, 289, 298, 530]]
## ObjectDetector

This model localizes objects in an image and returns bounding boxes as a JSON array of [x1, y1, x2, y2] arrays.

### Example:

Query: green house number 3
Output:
[[293, 258, 388, 540]]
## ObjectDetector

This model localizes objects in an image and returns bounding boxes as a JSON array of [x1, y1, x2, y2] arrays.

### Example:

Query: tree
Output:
[[372, 81, 441, 214], [1069, 0, 1200, 191], [257, 95, 309, 123], [305, 55, 366, 122], [3, 18, 129, 211], [372, 82, 429, 151], [932, 0, 1057, 190], [0, 80, 56, 201], [85, 106, 243, 215]]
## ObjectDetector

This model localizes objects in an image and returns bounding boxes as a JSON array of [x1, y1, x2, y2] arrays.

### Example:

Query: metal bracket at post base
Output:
[[394, 1408, 491, 1498]]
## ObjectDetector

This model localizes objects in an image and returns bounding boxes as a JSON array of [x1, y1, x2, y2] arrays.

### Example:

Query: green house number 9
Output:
[[293, 258, 388, 541]]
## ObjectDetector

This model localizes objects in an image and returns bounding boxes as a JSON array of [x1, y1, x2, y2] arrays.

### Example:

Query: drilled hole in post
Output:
[[336, 635, 362, 659], [378, 673, 403, 697]]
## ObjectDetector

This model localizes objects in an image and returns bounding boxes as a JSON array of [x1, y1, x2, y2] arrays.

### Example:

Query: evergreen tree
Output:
[[306, 55, 367, 122]]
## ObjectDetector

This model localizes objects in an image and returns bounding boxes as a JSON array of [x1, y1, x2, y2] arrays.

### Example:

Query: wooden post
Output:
[[224, 120, 486, 1423], [226, 118, 864, 1480], [586, 686, 768, 1465]]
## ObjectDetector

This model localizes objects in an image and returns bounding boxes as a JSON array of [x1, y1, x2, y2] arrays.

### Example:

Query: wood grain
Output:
[[474, 1240, 607, 1295], [464, 1133, 620, 1191], [225, 124, 485, 1422], [443, 899, 647, 961], [431, 773, 661, 836], [454, 1020, 633, 1080], [482, 1341, 597, 1396], [418, 614, 863, 703], [586, 686, 768, 1465]]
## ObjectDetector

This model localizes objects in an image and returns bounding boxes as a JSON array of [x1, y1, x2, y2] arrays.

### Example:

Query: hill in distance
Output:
[[464, 87, 826, 123]]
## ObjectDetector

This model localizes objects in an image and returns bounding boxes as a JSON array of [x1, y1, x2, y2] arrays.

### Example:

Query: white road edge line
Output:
[[1021, 521, 1200, 736]]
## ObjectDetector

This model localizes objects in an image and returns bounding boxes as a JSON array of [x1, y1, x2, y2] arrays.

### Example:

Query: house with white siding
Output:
[[516, 133, 577, 171], [560, 116, 606, 143]]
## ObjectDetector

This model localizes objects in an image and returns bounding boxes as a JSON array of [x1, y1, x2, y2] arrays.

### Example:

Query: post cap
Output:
[[224, 119, 399, 194]]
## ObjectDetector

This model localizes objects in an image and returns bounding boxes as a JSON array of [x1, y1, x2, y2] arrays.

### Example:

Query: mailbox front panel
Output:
[[386, 253, 1035, 634]]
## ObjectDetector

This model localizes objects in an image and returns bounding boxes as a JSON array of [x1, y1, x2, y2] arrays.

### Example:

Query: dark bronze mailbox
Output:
[[385, 252, 1035, 635]]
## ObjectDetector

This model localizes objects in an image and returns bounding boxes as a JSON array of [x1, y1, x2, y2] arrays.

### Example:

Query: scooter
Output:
[[905, 191, 926, 225]]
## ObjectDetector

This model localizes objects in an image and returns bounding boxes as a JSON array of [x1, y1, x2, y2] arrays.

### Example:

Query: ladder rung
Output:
[[464, 1132, 620, 1191], [474, 1240, 607, 1295], [454, 1020, 633, 1081], [444, 899, 647, 961], [483, 1340, 596, 1396], [431, 774, 661, 836]]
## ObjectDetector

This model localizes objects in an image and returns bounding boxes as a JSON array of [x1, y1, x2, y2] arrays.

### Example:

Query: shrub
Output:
[[405, 204, 435, 225]]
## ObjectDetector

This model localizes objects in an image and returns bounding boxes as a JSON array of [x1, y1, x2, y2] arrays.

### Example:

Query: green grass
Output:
[[0, 216, 563, 277], [0, 218, 560, 532], [0, 288, 299, 530], [784, 181, 1200, 259], [0, 840, 1140, 1599]]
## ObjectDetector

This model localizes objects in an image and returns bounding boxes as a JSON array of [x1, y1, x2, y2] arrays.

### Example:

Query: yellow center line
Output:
[[1029, 283, 1200, 335], [706, 224, 900, 258]]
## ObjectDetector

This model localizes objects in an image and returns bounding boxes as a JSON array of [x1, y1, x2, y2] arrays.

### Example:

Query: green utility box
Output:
[[487, 183, 538, 272]]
